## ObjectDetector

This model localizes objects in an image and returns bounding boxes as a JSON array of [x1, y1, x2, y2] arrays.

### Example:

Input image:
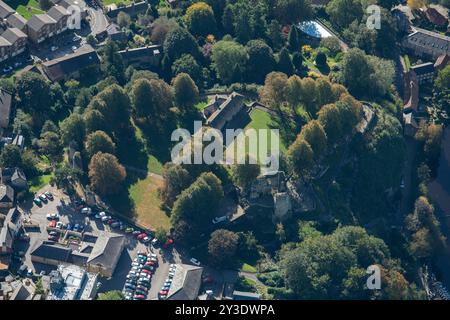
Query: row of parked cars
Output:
[[158, 264, 177, 300], [79, 205, 158, 246], [123, 251, 159, 300], [33, 191, 54, 206]]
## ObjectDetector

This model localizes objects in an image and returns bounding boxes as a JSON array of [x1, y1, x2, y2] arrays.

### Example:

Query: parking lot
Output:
[[13, 184, 184, 299]]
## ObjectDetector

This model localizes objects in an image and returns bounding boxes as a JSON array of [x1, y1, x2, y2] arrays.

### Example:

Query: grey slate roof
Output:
[[0, 1, 14, 19], [42, 45, 100, 81], [0, 89, 12, 129], [47, 5, 69, 22], [0, 207, 21, 250], [30, 241, 72, 262], [168, 265, 203, 300], [6, 13, 27, 30], [233, 290, 261, 300], [10, 283, 33, 300], [118, 45, 161, 60], [26, 14, 57, 32], [407, 27, 450, 52], [0, 183, 14, 203], [207, 92, 245, 129], [1, 27, 27, 44], [411, 62, 435, 75], [86, 233, 125, 268], [0, 36, 10, 47], [106, 1, 148, 19], [11, 168, 26, 183]]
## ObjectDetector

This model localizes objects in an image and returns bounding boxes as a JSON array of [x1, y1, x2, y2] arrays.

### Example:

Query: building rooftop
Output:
[[0, 89, 12, 129], [167, 264, 203, 300], [86, 233, 125, 270], [42, 45, 100, 81], [407, 27, 450, 52], [0, 183, 14, 204], [26, 14, 57, 32], [47, 264, 98, 300], [30, 241, 72, 262], [1, 27, 27, 44], [411, 62, 435, 75], [6, 13, 27, 30], [206, 92, 245, 130], [297, 20, 332, 39], [47, 5, 70, 22], [0, 1, 14, 20]]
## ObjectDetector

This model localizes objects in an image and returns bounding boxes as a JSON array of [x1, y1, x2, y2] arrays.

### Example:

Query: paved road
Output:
[[88, 7, 108, 35]]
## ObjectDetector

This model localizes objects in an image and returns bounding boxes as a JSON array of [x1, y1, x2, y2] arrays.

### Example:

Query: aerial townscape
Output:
[[0, 0, 449, 303]]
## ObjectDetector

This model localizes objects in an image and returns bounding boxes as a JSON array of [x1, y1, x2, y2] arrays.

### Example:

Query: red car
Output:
[[145, 261, 156, 266], [137, 233, 147, 240], [133, 295, 145, 300], [159, 290, 168, 295], [141, 269, 153, 275], [163, 238, 174, 249], [49, 220, 57, 228]]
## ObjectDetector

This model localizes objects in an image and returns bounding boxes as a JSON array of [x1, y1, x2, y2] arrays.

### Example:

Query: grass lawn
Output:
[[240, 263, 258, 273], [5, 0, 44, 20], [147, 155, 163, 175], [29, 173, 53, 193], [245, 109, 287, 153], [128, 175, 170, 231], [102, 0, 133, 6], [195, 100, 208, 111]]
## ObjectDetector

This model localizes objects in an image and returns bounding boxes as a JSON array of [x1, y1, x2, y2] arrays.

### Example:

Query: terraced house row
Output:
[[0, 0, 86, 62]]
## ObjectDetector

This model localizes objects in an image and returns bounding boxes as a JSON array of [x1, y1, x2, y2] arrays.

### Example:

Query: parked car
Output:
[[48, 220, 57, 228], [212, 216, 228, 224], [110, 222, 120, 228], [67, 224, 73, 230], [39, 194, 48, 203], [133, 295, 145, 300], [124, 227, 134, 233], [2, 66, 13, 74], [44, 191, 54, 200], [48, 235, 58, 241], [56, 222, 65, 229], [101, 216, 111, 223], [190, 258, 201, 266], [81, 207, 92, 215], [163, 238, 174, 249], [46, 213, 59, 220], [50, 46, 58, 51], [33, 198, 43, 206], [72, 35, 82, 42], [132, 230, 141, 236], [49, 231, 58, 236], [18, 233, 30, 241]]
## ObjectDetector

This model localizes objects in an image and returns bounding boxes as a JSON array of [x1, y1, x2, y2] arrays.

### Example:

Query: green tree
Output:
[[37, 131, 63, 160], [85, 131, 116, 158], [211, 40, 248, 84], [277, 48, 294, 76], [245, 39, 276, 84], [274, 0, 313, 24], [60, 113, 86, 147], [101, 41, 125, 84], [163, 27, 200, 61], [171, 54, 202, 84], [0, 144, 22, 168], [184, 2, 217, 36], [171, 172, 224, 228], [208, 229, 239, 267], [172, 73, 199, 112], [88, 152, 126, 196], [288, 26, 299, 51], [231, 155, 261, 188], [326, 0, 363, 29], [117, 12, 131, 28], [84, 107, 107, 134], [299, 120, 327, 158], [317, 103, 342, 144], [222, 4, 234, 35], [95, 84, 132, 131], [435, 64, 450, 91], [159, 163, 192, 208], [267, 19, 283, 49], [288, 137, 314, 177], [15, 72, 52, 117]]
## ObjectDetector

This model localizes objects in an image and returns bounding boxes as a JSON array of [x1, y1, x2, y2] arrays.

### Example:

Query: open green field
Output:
[[128, 175, 170, 231], [102, 0, 134, 6], [245, 109, 287, 153], [5, 0, 44, 20], [29, 173, 53, 193]]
